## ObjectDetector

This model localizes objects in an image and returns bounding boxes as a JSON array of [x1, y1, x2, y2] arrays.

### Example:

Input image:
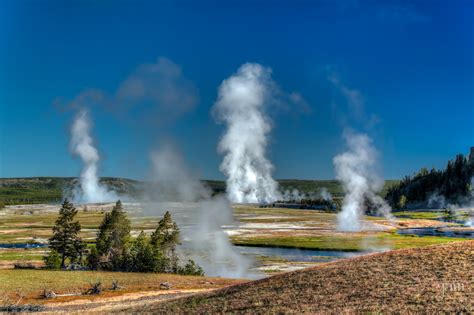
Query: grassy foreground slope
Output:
[[124, 241, 473, 314]]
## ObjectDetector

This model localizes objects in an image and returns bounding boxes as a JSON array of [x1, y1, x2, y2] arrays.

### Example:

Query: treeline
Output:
[[272, 198, 338, 211], [43, 199, 203, 275], [386, 154, 474, 208]]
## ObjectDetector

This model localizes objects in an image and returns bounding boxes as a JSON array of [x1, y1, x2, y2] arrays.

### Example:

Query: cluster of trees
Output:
[[44, 199, 203, 276], [272, 198, 337, 211], [298, 198, 337, 210], [386, 154, 474, 209]]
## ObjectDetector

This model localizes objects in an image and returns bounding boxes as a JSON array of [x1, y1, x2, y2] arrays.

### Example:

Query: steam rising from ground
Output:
[[281, 187, 333, 202], [334, 130, 392, 231], [468, 177, 474, 226], [320, 187, 333, 201], [149, 146, 255, 278], [428, 182, 474, 227], [69, 109, 117, 203], [213, 63, 281, 204]]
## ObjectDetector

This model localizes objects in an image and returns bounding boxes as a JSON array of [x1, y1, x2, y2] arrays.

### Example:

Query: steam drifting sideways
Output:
[[149, 146, 255, 278], [334, 131, 393, 231], [213, 63, 281, 204], [70, 109, 117, 203]]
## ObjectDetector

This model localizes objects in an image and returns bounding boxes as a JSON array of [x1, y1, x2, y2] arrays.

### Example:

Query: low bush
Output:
[[179, 259, 204, 276], [43, 250, 62, 270]]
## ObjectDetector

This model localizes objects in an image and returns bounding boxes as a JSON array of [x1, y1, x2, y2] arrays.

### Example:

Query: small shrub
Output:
[[42, 289, 57, 299], [398, 195, 408, 209], [14, 261, 37, 269], [85, 281, 103, 295], [43, 250, 62, 270], [111, 280, 123, 291], [86, 247, 100, 270], [160, 282, 172, 290], [179, 259, 204, 276]]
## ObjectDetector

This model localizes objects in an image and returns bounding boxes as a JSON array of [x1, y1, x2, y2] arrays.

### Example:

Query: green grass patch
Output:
[[232, 232, 464, 252], [392, 211, 443, 220], [0, 249, 45, 261]]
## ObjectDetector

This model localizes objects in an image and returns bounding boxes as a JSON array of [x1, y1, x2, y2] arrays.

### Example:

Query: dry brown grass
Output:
[[122, 241, 474, 314], [0, 270, 244, 305]]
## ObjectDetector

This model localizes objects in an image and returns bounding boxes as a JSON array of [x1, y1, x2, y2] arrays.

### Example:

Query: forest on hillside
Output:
[[386, 154, 474, 209]]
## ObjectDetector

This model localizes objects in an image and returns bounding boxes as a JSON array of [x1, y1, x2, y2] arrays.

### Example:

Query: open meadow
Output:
[[1, 202, 472, 273]]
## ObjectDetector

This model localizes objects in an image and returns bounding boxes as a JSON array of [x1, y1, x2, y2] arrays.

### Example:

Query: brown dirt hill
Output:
[[118, 240, 473, 314]]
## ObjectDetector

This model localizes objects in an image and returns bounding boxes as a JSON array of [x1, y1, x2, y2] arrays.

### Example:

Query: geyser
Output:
[[149, 145, 255, 278], [213, 63, 281, 204], [333, 130, 392, 231], [70, 109, 117, 203]]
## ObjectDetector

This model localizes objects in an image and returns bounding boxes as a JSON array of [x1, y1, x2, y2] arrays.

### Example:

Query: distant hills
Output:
[[0, 177, 400, 205], [0, 177, 141, 204]]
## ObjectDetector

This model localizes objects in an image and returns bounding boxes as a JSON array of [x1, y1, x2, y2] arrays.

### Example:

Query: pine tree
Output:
[[48, 199, 82, 268], [96, 212, 113, 255], [94, 200, 131, 270], [130, 231, 155, 272], [151, 211, 180, 272]]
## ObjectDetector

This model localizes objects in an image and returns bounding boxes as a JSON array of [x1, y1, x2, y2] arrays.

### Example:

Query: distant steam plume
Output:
[[281, 187, 333, 202], [319, 187, 333, 201], [70, 109, 117, 202], [56, 57, 198, 125], [213, 63, 281, 204], [149, 145, 255, 278], [334, 130, 392, 231]]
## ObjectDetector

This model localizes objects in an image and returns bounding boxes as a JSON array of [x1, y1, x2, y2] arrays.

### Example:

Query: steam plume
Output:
[[70, 109, 117, 202], [334, 130, 392, 231], [149, 145, 255, 278], [213, 63, 281, 204], [319, 187, 333, 201]]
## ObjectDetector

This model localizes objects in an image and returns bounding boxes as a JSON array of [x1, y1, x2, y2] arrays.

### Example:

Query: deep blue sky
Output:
[[1, 0, 473, 180]]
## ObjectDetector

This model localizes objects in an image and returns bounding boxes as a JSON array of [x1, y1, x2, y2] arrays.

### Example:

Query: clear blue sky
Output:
[[1, 0, 473, 180]]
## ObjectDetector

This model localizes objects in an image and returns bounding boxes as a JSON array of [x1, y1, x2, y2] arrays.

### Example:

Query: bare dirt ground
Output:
[[40, 289, 212, 314]]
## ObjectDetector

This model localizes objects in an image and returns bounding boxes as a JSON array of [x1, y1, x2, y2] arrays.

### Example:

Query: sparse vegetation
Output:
[[0, 269, 243, 305], [131, 241, 474, 314]]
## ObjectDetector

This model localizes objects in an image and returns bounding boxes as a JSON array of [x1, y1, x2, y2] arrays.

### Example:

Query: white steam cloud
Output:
[[213, 63, 281, 204], [334, 130, 392, 231], [468, 177, 474, 226], [149, 145, 255, 278], [319, 187, 333, 201], [281, 187, 333, 202], [70, 109, 117, 203]]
